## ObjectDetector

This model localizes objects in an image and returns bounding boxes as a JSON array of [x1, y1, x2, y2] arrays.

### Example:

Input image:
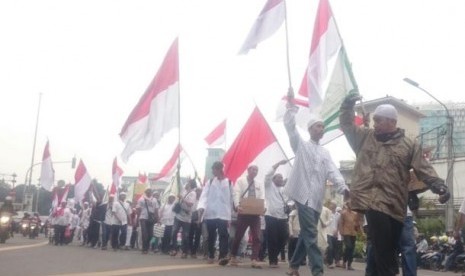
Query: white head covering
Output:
[[307, 113, 324, 129], [373, 104, 398, 120]]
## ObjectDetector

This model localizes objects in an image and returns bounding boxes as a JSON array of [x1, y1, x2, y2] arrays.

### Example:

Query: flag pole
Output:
[[283, 0, 293, 90]]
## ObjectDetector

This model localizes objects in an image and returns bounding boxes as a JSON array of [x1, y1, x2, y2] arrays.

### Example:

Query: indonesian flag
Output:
[[238, 0, 286, 55], [74, 160, 92, 203], [120, 38, 180, 163], [110, 157, 123, 196], [299, 0, 344, 108], [204, 119, 226, 147], [39, 140, 55, 192], [276, 0, 360, 145], [152, 144, 184, 183], [52, 184, 70, 211], [223, 107, 291, 183]]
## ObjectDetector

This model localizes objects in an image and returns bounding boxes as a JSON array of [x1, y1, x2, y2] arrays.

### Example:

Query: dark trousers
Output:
[[265, 215, 289, 264], [327, 235, 341, 265], [258, 229, 267, 261], [54, 225, 66, 245], [101, 223, 111, 247], [231, 214, 260, 260], [171, 217, 191, 254], [189, 222, 202, 255], [205, 218, 229, 259], [111, 224, 127, 249], [87, 220, 100, 247], [366, 209, 403, 276], [161, 225, 173, 253], [288, 237, 298, 261], [140, 219, 154, 252], [343, 235, 356, 267]]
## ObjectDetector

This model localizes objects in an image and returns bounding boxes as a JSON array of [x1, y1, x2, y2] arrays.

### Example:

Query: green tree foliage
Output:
[[416, 217, 445, 238]]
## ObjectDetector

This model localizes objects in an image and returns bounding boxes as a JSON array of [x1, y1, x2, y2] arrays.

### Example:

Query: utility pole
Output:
[[404, 78, 455, 231]]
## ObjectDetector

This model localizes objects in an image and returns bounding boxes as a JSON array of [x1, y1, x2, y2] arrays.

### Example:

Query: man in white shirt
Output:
[[136, 188, 159, 254], [230, 164, 265, 269], [284, 91, 350, 276], [79, 202, 91, 246], [159, 194, 176, 254], [264, 160, 289, 268], [53, 201, 72, 246], [101, 195, 114, 250], [111, 192, 132, 251], [170, 180, 197, 258], [197, 161, 233, 266]]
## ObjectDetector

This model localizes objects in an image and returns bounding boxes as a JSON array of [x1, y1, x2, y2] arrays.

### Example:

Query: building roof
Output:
[[355, 95, 426, 119]]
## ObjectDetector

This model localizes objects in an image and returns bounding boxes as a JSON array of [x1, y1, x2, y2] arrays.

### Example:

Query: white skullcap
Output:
[[373, 104, 398, 120], [307, 113, 324, 129]]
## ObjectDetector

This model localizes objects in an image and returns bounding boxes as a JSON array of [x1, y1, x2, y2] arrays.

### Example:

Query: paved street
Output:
[[0, 235, 461, 276]]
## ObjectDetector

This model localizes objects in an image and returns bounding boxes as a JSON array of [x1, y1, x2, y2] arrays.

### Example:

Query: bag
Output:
[[153, 223, 165, 238], [172, 202, 182, 214], [147, 212, 156, 223], [64, 226, 71, 239], [283, 204, 292, 215]]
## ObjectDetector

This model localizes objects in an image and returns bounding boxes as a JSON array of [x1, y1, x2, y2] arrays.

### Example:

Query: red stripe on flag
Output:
[[204, 119, 226, 145], [120, 38, 179, 136], [222, 107, 275, 183]]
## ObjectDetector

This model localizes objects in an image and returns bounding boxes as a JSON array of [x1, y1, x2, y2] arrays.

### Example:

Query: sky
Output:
[[1, 0, 464, 188]]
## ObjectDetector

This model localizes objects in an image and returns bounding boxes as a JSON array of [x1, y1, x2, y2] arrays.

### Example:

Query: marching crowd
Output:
[[45, 92, 452, 276]]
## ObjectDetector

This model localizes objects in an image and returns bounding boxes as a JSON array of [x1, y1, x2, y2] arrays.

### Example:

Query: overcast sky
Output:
[[1, 0, 464, 187]]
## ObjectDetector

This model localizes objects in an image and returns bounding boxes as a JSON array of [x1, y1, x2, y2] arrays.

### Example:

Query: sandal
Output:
[[285, 269, 300, 276]]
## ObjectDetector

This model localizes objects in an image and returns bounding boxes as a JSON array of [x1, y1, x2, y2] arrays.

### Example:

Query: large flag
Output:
[[152, 144, 184, 183], [238, 0, 286, 55], [74, 160, 92, 203], [299, 0, 345, 108], [39, 140, 55, 192], [120, 38, 180, 162], [223, 107, 291, 183], [276, 0, 359, 145], [204, 119, 227, 147]]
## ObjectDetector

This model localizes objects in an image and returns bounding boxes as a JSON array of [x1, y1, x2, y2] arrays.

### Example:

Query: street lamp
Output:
[[403, 78, 455, 231]]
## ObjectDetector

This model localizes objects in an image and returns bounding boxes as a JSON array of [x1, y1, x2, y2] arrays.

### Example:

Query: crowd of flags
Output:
[[37, 0, 363, 209]]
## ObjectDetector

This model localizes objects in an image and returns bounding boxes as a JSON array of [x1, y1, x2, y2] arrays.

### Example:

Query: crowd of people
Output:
[[39, 92, 455, 276]]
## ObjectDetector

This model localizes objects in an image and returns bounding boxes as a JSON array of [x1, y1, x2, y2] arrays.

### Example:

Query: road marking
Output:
[[49, 263, 217, 276], [0, 241, 48, 252]]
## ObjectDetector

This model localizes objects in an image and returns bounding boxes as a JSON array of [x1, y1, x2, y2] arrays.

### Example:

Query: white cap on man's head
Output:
[[373, 104, 398, 120], [307, 113, 324, 129]]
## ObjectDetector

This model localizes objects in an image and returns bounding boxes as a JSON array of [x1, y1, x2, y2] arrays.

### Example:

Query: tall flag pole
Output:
[[120, 38, 180, 163]]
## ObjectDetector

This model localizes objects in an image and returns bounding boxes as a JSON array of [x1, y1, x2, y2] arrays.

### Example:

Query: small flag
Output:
[[152, 144, 184, 183], [39, 140, 55, 192], [204, 119, 227, 147], [238, 0, 286, 55], [74, 160, 92, 203]]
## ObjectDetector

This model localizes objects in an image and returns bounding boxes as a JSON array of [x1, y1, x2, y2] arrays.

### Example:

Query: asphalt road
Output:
[[0, 235, 460, 276]]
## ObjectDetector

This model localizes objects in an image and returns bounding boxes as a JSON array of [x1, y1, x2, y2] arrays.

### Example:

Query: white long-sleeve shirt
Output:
[[283, 107, 349, 213], [197, 177, 233, 221], [264, 167, 288, 219], [159, 202, 175, 226]]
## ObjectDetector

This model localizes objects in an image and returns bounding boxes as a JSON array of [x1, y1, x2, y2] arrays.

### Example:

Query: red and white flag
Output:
[[276, 0, 360, 145], [52, 184, 70, 211], [152, 144, 184, 183], [74, 160, 92, 203], [299, 0, 343, 108], [39, 140, 55, 192], [223, 107, 291, 183], [120, 38, 180, 162], [238, 0, 286, 55], [204, 119, 226, 147], [110, 157, 124, 196]]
